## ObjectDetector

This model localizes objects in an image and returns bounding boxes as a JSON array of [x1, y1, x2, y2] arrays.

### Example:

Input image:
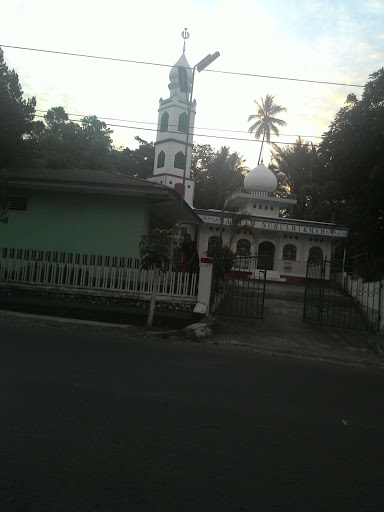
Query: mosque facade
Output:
[[147, 38, 348, 282]]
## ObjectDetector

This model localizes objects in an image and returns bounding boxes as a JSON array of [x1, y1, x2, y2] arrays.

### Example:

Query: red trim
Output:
[[280, 275, 306, 285], [200, 257, 213, 264]]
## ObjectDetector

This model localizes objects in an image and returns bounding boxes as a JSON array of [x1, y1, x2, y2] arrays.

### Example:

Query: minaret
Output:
[[147, 28, 196, 207]]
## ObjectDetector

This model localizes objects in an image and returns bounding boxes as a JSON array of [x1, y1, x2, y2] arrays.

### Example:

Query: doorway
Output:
[[257, 241, 275, 270]]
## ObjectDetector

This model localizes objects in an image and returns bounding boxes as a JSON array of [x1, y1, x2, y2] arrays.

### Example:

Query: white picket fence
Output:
[[0, 248, 198, 301], [333, 270, 383, 331]]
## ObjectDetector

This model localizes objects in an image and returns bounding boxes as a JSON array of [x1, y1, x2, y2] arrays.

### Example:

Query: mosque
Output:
[[147, 33, 348, 283]]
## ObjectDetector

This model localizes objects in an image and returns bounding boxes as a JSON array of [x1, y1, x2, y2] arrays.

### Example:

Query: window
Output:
[[208, 236, 222, 252], [8, 197, 27, 211], [308, 246, 323, 262], [157, 150, 165, 168], [174, 151, 185, 169], [178, 112, 188, 133], [283, 244, 297, 261], [160, 111, 169, 132], [236, 239, 251, 256]]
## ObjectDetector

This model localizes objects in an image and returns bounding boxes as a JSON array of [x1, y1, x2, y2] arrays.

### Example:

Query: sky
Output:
[[1, 0, 383, 168]]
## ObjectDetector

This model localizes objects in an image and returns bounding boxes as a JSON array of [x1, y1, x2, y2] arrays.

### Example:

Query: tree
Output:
[[79, 115, 113, 169], [270, 137, 335, 220], [192, 145, 248, 209], [318, 68, 384, 269], [111, 137, 155, 179], [33, 107, 114, 169], [139, 228, 179, 328], [248, 94, 287, 165], [0, 47, 36, 167]]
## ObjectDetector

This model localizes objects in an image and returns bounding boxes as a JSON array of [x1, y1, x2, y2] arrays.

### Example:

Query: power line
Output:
[[35, 109, 323, 139], [1, 43, 365, 88], [33, 114, 320, 146], [206, 68, 364, 88]]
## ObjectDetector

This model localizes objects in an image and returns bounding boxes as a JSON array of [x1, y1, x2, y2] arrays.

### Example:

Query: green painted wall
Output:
[[0, 189, 151, 258]]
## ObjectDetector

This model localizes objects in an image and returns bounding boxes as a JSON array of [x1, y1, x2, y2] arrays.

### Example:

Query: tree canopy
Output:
[[0, 48, 36, 168], [192, 145, 248, 210], [318, 68, 384, 268], [271, 68, 384, 269]]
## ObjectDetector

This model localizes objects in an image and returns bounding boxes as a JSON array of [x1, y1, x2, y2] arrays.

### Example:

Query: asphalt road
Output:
[[1, 325, 384, 511]]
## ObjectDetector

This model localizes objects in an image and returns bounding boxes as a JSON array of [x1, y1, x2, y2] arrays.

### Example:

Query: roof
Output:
[[6, 168, 162, 189], [6, 168, 202, 225]]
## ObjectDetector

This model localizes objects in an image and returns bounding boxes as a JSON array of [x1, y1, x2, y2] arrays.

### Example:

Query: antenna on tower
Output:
[[181, 28, 190, 54]]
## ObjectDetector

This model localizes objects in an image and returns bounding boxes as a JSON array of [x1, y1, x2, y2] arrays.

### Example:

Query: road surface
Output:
[[1, 324, 384, 511]]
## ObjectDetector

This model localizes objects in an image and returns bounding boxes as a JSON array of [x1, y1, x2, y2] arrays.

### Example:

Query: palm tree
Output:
[[248, 94, 287, 164]]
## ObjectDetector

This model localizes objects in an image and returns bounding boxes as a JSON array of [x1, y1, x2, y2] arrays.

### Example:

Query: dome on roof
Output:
[[244, 163, 277, 193], [169, 53, 192, 85]]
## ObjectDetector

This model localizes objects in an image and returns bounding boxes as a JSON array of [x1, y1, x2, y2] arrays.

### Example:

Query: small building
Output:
[[195, 163, 348, 282], [2, 168, 201, 259]]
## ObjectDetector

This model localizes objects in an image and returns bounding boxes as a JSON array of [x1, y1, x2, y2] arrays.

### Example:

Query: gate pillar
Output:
[[194, 257, 214, 315]]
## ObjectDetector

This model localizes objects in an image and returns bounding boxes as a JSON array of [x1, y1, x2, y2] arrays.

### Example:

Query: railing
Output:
[[304, 258, 383, 332], [0, 248, 198, 300], [226, 187, 297, 201]]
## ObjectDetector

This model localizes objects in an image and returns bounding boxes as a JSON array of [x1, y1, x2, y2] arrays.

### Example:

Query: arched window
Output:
[[208, 236, 222, 252], [174, 151, 185, 169], [157, 150, 165, 168], [160, 111, 169, 132], [283, 244, 297, 261], [308, 246, 323, 262], [236, 239, 251, 256], [178, 112, 188, 133]]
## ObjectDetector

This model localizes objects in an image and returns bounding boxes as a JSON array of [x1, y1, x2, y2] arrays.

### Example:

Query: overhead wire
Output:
[[2, 43, 338, 147], [1, 43, 365, 88], [35, 109, 323, 139], [33, 114, 320, 146]]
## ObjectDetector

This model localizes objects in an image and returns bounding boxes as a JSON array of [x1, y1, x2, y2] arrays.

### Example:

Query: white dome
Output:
[[244, 163, 277, 193], [169, 53, 192, 85]]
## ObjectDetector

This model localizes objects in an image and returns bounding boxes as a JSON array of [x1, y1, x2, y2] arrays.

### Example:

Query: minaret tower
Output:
[[147, 28, 196, 207]]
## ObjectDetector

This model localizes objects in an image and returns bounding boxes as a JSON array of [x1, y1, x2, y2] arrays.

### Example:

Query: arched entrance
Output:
[[257, 241, 275, 270]]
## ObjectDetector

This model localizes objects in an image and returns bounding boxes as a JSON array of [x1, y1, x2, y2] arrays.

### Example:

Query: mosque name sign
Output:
[[197, 214, 348, 238], [259, 220, 348, 237]]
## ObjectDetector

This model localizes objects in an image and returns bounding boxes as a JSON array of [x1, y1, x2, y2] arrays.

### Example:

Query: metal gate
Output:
[[210, 255, 266, 320], [304, 258, 382, 332]]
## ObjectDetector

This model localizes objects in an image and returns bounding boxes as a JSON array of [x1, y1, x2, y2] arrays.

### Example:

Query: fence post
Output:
[[380, 282, 384, 333], [194, 257, 214, 315]]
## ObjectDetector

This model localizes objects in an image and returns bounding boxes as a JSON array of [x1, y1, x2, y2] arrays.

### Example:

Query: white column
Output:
[[194, 257, 214, 315]]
